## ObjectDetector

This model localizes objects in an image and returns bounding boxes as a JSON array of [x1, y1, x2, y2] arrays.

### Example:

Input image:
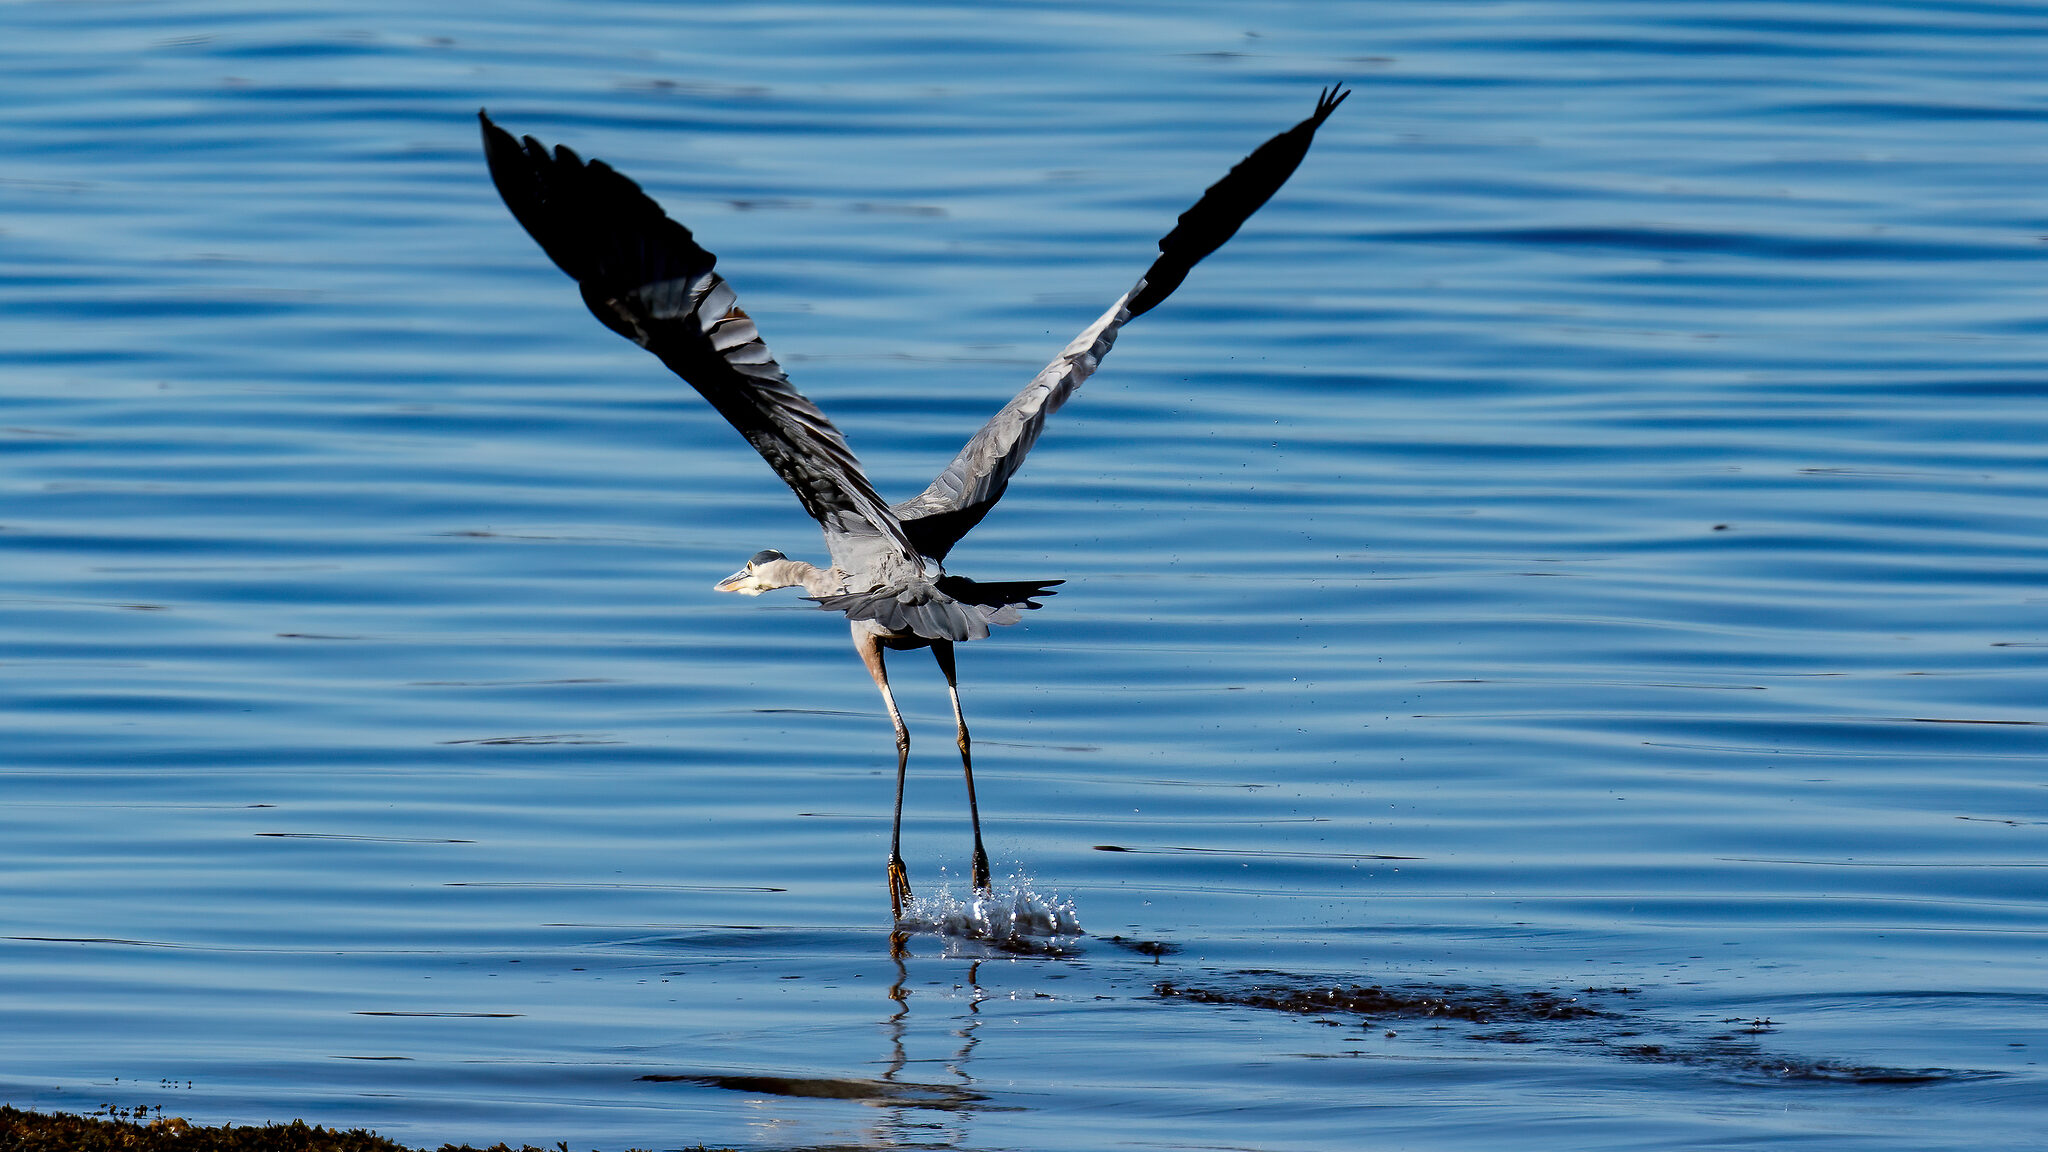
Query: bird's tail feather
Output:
[[809, 576, 1061, 642]]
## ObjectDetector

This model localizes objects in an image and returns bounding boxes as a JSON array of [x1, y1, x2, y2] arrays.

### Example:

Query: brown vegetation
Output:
[[0, 1106, 712, 1152]]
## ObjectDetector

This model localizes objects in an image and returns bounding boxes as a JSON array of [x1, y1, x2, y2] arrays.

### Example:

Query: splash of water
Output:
[[896, 876, 1083, 950]]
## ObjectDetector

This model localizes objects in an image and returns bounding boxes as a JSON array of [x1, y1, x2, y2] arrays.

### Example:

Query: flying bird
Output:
[[479, 88, 1346, 919]]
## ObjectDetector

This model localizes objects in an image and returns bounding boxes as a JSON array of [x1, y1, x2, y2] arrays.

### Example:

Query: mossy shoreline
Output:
[[0, 1105, 727, 1152]]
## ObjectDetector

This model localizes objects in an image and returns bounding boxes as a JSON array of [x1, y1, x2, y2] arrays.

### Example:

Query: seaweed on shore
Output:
[[0, 1105, 713, 1152]]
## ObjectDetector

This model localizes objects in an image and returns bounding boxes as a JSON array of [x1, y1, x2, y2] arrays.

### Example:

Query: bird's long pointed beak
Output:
[[714, 567, 760, 594]]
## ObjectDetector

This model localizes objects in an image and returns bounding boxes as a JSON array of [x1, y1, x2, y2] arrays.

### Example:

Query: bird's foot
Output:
[[971, 846, 991, 894], [888, 855, 913, 921]]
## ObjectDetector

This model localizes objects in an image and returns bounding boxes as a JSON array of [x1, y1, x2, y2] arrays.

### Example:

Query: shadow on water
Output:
[[640, 1073, 987, 1112]]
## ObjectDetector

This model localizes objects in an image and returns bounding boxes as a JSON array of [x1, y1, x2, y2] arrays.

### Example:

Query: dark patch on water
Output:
[[408, 678, 619, 686], [1101, 935, 1179, 959], [438, 734, 622, 745], [7, 936, 189, 949], [640, 1073, 985, 1111], [1615, 1040, 1972, 1086], [350, 1004, 516, 1012], [448, 881, 786, 892], [1154, 976, 1995, 1086], [1096, 844, 1422, 861], [255, 833, 475, 843], [1154, 976, 1604, 1024]]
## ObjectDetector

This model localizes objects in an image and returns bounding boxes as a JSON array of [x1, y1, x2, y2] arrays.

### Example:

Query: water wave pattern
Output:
[[2, 2, 2045, 1150]]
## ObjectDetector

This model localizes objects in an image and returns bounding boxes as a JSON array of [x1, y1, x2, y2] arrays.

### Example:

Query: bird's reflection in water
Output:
[[643, 942, 1007, 1145], [641, 884, 1077, 1146], [868, 950, 989, 1148]]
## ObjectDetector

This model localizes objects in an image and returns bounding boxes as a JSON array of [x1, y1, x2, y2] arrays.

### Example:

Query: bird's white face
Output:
[[713, 549, 787, 596]]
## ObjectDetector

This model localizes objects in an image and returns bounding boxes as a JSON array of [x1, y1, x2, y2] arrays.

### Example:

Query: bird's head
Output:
[[714, 549, 796, 596]]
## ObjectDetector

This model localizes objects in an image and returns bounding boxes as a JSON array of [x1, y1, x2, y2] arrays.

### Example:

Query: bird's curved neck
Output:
[[758, 557, 840, 597]]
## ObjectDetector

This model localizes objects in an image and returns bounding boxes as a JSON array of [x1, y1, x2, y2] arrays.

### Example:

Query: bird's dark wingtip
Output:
[[478, 110, 519, 158], [1312, 85, 1350, 125]]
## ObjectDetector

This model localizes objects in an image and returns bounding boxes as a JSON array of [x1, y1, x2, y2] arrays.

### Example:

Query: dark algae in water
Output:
[[1153, 977, 1993, 1085], [1153, 977, 1606, 1024]]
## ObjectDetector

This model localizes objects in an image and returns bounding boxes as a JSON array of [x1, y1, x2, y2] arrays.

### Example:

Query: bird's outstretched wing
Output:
[[892, 87, 1348, 560], [479, 111, 921, 563]]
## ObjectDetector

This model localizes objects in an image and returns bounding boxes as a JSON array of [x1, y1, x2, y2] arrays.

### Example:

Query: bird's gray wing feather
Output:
[[480, 111, 920, 564], [892, 86, 1348, 560], [891, 296, 1130, 560]]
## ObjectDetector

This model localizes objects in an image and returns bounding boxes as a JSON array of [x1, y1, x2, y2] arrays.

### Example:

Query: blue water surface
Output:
[[3, 2, 2046, 1149]]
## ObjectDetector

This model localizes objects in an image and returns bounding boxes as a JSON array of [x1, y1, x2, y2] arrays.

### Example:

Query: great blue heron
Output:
[[479, 88, 1347, 919]]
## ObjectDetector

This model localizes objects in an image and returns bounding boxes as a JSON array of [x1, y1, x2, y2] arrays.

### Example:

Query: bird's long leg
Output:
[[856, 628, 914, 920], [931, 641, 992, 893]]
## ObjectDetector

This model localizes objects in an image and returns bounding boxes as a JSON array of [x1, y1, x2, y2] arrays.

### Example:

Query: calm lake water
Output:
[[4, 2, 2046, 1149]]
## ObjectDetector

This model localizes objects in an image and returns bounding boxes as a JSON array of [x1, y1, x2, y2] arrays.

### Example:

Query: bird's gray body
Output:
[[480, 88, 1347, 915]]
